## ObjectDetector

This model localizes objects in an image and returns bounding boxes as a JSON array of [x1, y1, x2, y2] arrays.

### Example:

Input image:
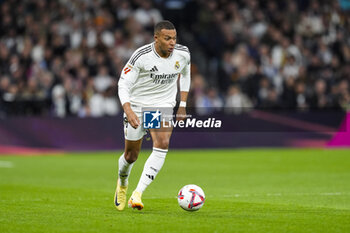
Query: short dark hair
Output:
[[154, 20, 175, 34]]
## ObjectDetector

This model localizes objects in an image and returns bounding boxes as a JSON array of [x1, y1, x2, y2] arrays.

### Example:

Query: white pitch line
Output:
[[222, 192, 348, 198], [96, 193, 348, 201], [147, 193, 348, 199], [0, 161, 14, 168]]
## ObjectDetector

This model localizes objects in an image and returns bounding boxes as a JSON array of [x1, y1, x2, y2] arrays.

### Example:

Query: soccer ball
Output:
[[177, 184, 205, 211]]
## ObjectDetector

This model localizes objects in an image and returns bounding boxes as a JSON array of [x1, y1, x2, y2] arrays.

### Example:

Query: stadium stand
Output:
[[0, 0, 349, 118]]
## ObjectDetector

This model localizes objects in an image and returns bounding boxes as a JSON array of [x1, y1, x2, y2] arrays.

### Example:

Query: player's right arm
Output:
[[118, 59, 141, 129], [122, 103, 140, 129]]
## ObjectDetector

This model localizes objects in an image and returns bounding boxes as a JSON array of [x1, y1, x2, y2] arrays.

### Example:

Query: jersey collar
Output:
[[152, 42, 173, 59]]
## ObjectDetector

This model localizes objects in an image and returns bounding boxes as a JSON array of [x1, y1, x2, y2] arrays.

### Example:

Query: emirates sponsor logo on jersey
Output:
[[150, 73, 179, 84]]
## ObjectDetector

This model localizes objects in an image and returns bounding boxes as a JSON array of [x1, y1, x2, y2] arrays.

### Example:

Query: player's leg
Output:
[[137, 126, 172, 193], [115, 139, 143, 210], [119, 139, 143, 185], [115, 115, 145, 211], [129, 125, 173, 210]]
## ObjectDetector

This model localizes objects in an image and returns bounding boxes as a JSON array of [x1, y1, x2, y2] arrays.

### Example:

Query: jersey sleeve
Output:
[[180, 51, 191, 92], [118, 55, 141, 106]]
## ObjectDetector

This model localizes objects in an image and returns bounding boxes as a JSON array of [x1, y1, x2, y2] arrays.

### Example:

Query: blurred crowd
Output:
[[189, 0, 350, 114], [0, 0, 350, 118]]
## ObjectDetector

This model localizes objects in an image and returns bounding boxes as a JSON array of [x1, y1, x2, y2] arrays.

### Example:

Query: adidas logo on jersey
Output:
[[150, 66, 158, 72]]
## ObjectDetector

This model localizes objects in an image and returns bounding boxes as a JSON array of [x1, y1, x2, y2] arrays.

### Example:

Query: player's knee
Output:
[[124, 150, 139, 163], [155, 138, 170, 149]]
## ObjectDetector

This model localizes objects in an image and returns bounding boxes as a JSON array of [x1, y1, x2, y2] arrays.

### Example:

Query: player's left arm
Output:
[[176, 53, 191, 121], [176, 91, 188, 121]]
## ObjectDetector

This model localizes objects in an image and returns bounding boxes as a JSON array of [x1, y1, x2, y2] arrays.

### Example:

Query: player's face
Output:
[[155, 29, 177, 57]]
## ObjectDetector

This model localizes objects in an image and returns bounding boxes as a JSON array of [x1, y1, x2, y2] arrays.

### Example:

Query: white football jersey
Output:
[[118, 42, 190, 108]]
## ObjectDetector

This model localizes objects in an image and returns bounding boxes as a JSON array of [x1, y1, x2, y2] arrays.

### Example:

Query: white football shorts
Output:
[[123, 113, 147, 141]]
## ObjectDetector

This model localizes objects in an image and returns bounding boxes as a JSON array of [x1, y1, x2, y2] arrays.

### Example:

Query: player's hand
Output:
[[123, 103, 140, 129], [176, 107, 187, 122], [125, 110, 140, 129]]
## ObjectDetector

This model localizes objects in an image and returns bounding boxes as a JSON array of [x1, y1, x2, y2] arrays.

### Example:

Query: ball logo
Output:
[[188, 189, 205, 209], [175, 61, 180, 70], [178, 190, 184, 199], [143, 110, 161, 129]]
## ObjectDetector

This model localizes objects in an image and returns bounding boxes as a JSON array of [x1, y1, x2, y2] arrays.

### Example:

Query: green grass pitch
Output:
[[1, 149, 350, 233]]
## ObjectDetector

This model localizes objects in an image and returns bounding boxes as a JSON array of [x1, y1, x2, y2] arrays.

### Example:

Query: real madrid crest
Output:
[[175, 61, 180, 70]]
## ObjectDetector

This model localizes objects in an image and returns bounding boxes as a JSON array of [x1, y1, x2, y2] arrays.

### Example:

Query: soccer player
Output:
[[114, 20, 191, 210]]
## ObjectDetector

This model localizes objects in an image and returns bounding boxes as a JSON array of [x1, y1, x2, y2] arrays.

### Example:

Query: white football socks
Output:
[[135, 147, 168, 193], [118, 153, 134, 186]]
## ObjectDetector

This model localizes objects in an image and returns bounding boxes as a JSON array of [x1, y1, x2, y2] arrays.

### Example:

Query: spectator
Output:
[[195, 87, 224, 115], [134, 0, 163, 31], [309, 79, 329, 109], [1, 0, 350, 118], [225, 85, 253, 114], [260, 88, 282, 109]]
